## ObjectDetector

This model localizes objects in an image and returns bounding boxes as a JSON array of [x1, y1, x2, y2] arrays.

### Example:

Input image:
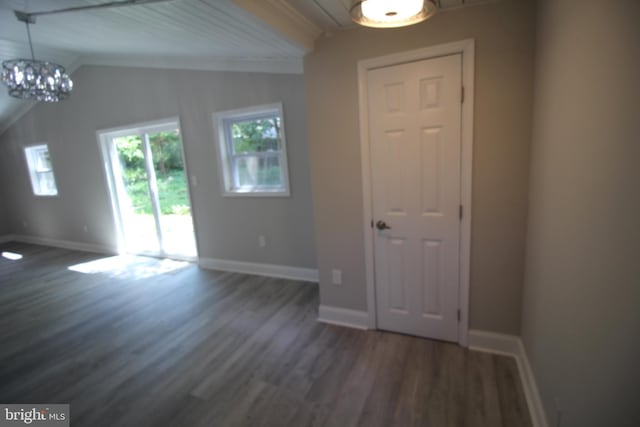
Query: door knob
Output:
[[376, 220, 391, 230]]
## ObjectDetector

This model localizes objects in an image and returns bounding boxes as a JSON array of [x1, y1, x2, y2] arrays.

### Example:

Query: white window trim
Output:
[[24, 143, 58, 197], [213, 103, 290, 197]]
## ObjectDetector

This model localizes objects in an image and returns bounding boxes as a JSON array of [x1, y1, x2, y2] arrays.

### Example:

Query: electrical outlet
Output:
[[83, 225, 88, 233], [332, 269, 342, 285], [22, 220, 28, 229], [258, 235, 266, 247], [190, 175, 198, 187]]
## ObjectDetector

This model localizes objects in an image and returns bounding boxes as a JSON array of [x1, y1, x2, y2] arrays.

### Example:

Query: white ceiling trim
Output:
[[80, 53, 304, 74]]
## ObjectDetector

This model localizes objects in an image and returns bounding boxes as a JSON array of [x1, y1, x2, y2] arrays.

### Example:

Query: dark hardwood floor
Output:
[[0, 242, 532, 427]]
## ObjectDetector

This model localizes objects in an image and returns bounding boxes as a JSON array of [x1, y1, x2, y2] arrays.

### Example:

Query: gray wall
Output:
[[522, 1, 640, 426], [0, 66, 317, 268], [0, 188, 8, 236], [0, 151, 11, 236], [304, 0, 536, 334]]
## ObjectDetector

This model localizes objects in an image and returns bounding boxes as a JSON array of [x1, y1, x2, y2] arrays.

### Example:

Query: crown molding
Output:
[[233, 0, 322, 51], [79, 53, 303, 74]]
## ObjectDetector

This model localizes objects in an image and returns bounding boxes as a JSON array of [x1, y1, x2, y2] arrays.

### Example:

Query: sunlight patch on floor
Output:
[[2, 251, 23, 261], [67, 255, 190, 279]]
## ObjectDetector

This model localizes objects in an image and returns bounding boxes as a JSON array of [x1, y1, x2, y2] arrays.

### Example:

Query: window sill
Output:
[[222, 188, 290, 198]]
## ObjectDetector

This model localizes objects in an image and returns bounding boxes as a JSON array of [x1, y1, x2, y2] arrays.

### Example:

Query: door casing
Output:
[[96, 116, 199, 261], [357, 39, 475, 346]]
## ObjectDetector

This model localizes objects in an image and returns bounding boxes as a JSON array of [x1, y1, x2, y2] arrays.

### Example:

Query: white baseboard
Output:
[[317, 305, 369, 330], [468, 329, 521, 356], [469, 330, 548, 427], [3, 236, 318, 283], [5, 234, 116, 255], [199, 257, 318, 283], [516, 339, 549, 427]]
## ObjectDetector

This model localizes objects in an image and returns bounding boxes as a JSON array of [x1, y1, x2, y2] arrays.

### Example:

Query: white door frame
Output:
[[96, 116, 199, 261], [357, 39, 475, 346]]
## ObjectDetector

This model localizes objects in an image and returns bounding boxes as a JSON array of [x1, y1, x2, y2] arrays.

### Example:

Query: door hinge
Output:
[[457, 309, 461, 322], [461, 86, 465, 104], [459, 205, 463, 220]]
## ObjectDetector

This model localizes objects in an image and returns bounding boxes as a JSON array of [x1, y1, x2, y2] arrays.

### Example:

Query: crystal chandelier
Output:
[[349, 0, 438, 28], [1, 12, 73, 102]]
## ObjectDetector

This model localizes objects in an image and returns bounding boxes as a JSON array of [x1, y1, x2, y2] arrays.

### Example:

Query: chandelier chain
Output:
[[25, 21, 35, 61]]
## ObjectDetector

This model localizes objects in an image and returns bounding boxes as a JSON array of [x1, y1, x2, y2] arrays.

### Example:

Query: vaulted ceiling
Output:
[[0, 0, 491, 133]]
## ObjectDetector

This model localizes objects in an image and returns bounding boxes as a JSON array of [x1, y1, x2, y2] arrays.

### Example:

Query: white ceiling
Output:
[[0, 0, 493, 133], [0, 0, 308, 131], [286, 0, 352, 29], [0, 1, 307, 57]]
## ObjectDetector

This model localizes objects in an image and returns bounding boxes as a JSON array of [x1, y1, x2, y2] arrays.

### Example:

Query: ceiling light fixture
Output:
[[1, 0, 175, 103], [1, 11, 73, 102], [349, 0, 438, 28]]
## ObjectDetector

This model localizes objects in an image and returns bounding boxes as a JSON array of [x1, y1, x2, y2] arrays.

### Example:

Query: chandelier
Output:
[[1, 12, 73, 102], [349, 0, 438, 28], [1, 1, 176, 103]]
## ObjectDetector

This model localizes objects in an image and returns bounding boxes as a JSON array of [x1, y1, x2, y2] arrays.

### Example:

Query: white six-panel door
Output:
[[368, 54, 462, 342]]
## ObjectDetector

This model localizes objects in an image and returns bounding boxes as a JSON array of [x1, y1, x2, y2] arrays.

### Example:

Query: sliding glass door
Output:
[[100, 120, 197, 259]]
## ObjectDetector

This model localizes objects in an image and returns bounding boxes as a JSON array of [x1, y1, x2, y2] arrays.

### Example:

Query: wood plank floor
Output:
[[0, 242, 532, 427]]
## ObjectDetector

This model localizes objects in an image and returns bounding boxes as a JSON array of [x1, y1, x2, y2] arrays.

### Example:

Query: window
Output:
[[24, 144, 58, 196], [214, 103, 290, 196]]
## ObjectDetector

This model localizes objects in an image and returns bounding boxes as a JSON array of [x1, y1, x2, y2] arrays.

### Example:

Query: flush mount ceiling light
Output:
[[1, 0, 174, 103], [349, 0, 438, 28]]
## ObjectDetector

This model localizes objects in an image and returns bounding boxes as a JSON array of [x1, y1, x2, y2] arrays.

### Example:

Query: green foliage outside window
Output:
[[228, 117, 283, 188], [115, 131, 183, 176], [231, 118, 281, 154], [114, 131, 190, 215]]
